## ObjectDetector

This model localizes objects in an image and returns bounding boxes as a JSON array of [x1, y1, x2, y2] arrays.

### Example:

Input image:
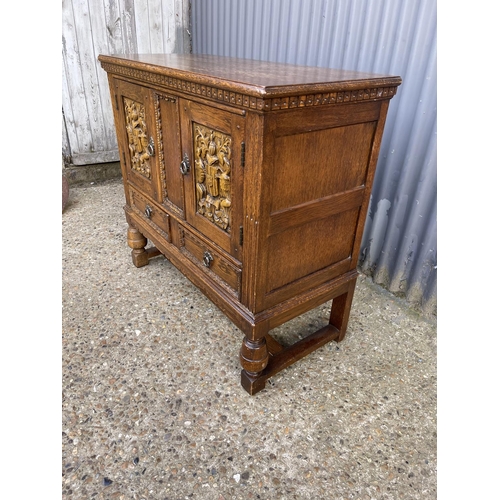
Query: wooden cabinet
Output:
[[99, 53, 401, 394]]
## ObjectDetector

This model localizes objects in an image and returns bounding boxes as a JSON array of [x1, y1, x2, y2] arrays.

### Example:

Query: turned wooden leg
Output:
[[240, 336, 269, 395], [127, 226, 149, 268], [329, 279, 357, 342]]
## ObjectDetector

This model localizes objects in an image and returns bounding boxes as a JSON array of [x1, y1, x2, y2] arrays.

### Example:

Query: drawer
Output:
[[181, 228, 241, 298], [129, 187, 171, 242]]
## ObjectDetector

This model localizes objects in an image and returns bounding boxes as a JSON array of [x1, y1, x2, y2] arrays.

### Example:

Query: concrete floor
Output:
[[62, 179, 437, 500]]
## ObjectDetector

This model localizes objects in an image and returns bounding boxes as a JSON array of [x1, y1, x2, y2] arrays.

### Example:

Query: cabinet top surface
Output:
[[98, 53, 401, 98]]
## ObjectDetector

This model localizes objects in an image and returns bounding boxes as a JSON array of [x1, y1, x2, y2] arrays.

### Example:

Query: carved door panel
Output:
[[113, 79, 160, 201], [179, 100, 245, 260]]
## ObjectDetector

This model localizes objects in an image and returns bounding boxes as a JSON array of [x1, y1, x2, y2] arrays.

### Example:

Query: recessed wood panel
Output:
[[270, 122, 376, 212], [265, 208, 359, 293]]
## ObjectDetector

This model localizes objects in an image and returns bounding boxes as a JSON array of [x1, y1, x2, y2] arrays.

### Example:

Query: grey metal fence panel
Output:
[[192, 0, 437, 315]]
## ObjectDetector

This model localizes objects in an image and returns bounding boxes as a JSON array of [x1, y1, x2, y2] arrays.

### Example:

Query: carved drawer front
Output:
[[180, 228, 241, 298], [129, 187, 171, 242]]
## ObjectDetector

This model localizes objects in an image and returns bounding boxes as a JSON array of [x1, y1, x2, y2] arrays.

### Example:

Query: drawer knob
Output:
[[144, 205, 153, 219], [180, 154, 190, 175], [147, 136, 155, 157], [203, 251, 213, 268]]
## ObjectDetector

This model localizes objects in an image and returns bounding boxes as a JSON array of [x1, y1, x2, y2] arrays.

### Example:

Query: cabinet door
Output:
[[179, 100, 245, 260], [152, 91, 184, 217], [112, 79, 160, 201]]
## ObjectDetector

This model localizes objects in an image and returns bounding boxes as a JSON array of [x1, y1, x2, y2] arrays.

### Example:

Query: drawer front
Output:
[[129, 187, 171, 242], [180, 228, 241, 298]]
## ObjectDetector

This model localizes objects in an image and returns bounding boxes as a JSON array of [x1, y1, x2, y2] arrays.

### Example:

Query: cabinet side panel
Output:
[[256, 103, 380, 311]]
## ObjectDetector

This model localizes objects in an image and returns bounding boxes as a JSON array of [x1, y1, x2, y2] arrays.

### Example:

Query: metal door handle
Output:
[[147, 137, 155, 156], [180, 154, 190, 175]]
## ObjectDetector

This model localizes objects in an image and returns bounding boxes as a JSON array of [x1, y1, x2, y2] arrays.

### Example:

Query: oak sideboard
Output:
[[98, 53, 401, 394]]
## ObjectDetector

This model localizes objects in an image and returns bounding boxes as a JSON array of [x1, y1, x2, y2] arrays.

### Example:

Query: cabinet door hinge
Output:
[[239, 226, 244, 246], [241, 142, 245, 168]]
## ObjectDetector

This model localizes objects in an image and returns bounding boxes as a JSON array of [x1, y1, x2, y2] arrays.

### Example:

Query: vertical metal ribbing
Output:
[[191, 0, 437, 315]]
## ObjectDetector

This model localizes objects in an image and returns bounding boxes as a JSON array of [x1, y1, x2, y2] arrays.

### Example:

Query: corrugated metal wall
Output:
[[62, 0, 191, 166], [192, 0, 437, 316]]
